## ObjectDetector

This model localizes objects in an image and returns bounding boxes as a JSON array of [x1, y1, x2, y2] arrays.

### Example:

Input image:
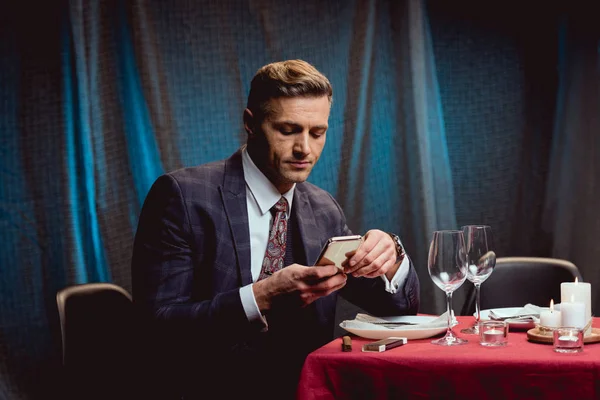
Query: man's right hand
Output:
[[252, 264, 346, 313]]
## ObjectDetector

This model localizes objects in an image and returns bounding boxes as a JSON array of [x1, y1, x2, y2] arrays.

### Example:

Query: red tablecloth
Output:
[[297, 316, 600, 399]]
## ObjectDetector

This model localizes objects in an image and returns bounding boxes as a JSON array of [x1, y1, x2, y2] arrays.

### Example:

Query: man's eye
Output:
[[280, 129, 294, 135]]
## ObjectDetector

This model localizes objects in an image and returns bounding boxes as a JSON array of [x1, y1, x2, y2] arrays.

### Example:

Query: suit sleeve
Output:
[[325, 193, 420, 316], [131, 174, 257, 341]]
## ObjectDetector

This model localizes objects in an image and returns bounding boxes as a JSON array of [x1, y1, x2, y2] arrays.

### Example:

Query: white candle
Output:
[[561, 300, 586, 329], [482, 329, 505, 345], [484, 329, 503, 335], [558, 335, 579, 342], [561, 279, 592, 334], [540, 299, 561, 328]]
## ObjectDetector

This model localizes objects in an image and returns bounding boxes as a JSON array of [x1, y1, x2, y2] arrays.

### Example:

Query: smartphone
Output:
[[315, 235, 363, 270], [362, 337, 407, 352]]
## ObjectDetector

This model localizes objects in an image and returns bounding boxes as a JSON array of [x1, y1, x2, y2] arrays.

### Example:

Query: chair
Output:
[[460, 257, 583, 316], [56, 283, 138, 399]]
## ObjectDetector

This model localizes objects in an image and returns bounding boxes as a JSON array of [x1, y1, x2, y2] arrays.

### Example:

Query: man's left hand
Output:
[[342, 229, 400, 281]]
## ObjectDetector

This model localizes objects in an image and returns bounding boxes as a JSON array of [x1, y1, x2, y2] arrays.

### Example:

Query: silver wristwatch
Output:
[[388, 233, 406, 263]]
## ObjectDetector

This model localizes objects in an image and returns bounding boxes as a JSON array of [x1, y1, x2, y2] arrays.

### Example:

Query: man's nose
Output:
[[293, 132, 311, 155]]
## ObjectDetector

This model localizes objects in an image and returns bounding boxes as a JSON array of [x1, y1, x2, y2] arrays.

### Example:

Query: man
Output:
[[132, 59, 419, 399]]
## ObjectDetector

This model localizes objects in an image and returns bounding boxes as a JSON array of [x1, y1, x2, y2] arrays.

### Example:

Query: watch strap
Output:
[[388, 233, 405, 263]]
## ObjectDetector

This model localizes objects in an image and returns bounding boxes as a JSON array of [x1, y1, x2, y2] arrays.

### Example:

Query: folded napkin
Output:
[[340, 312, 456, 331], [486, 303, 543, 322]]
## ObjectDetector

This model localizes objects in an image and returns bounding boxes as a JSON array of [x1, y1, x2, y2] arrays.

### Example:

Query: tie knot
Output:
[[272, 196, 288, 214]]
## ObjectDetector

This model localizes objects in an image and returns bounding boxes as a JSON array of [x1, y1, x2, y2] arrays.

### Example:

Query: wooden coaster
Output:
[[527, 327, 600, 344]]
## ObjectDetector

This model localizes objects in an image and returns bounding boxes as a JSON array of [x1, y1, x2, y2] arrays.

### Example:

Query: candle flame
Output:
[[550, 299, 554, 311], [575, 277, 578, 283]]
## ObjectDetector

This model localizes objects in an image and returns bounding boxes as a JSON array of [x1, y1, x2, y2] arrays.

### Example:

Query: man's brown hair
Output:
[[247, 59, 333, 120]]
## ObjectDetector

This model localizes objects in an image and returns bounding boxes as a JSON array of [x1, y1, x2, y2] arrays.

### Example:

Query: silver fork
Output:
[[488, 310, 538, 321], [375, 322, 419, 329]]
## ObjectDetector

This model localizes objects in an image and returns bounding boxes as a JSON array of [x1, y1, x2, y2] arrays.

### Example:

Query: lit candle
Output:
[[482, 329, 505, 344], [561, 278, 591, 334], [553, 327, 584, 353], [539, 299, 561, 328], [561, 295, 586, 329], [484, 329, 503, 335], [558, 335, 579, 343]]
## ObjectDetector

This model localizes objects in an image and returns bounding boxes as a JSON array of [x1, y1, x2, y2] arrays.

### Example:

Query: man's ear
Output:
[[243, 108, 256, 136]]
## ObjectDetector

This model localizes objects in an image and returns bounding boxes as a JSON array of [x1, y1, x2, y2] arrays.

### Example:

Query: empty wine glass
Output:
[[460, 225, 496, 335], [428, 230, 468, 346]]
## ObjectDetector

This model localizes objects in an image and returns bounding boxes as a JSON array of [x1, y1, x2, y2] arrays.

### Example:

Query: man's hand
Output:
[[342, 230, 400, 281], [252, 264, 346, 313]]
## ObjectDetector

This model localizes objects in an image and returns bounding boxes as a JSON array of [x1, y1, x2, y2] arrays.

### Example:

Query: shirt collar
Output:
[[241, 146, 295, 216]]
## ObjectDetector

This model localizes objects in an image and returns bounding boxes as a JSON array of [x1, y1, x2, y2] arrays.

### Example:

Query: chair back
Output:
[[460, 257, 582, 315], [56, 283, 137, 399]]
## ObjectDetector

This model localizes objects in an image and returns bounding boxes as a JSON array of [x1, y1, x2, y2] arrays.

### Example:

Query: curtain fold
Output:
[[543, 13, 600, 305], [64, 0, 110, 283], [405, 0, 457, 312], [116, 0, 165, 202]]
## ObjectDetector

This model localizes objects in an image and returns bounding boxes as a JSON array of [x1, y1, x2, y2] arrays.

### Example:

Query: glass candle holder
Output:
[[479, 320, 508, 347], [553, 327, 584, 353]]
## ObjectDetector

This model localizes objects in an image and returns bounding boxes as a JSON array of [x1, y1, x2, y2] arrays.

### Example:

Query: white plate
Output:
[[339, 315, 448, 340], [478, 307, 547, 329]]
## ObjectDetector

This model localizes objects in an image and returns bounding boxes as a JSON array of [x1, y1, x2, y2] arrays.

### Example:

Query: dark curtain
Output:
[[0, 1, 599, 399]]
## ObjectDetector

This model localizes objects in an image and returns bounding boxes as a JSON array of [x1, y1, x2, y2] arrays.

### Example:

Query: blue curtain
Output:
[[1, 1, 598, 398], [543, 13, 600, 308]]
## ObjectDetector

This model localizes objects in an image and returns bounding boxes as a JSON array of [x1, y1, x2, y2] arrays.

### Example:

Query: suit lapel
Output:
[[293, 186, 326, 266], [220, 150, 253, 286], [293, 186, 336, 321]]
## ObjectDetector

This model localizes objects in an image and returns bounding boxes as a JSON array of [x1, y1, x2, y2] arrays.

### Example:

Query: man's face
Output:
[[247, 96, 330, 193]]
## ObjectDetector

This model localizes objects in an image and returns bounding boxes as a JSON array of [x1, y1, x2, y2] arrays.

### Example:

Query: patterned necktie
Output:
[[258, 196, 289, 280]]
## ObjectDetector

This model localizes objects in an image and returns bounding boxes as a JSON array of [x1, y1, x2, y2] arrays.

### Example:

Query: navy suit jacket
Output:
[[131, 148, 419, 397]]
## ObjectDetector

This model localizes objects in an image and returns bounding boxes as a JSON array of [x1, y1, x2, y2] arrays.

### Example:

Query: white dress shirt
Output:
[[239, 148, 410, 325]]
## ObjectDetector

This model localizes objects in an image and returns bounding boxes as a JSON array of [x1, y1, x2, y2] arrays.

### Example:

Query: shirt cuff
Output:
[[240, 284, 268, 331], [381, 254, 411, 294]]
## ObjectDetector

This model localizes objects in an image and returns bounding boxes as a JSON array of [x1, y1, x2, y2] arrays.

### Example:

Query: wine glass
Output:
[[460, 225, 496, 334], [428, 230, 468, 346]]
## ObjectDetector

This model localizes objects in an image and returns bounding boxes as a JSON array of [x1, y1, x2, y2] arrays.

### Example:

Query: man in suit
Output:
[[132, 59, 419, 399]]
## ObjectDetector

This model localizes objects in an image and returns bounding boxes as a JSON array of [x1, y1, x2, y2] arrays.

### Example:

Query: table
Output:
[[297, 316, 600, 399]]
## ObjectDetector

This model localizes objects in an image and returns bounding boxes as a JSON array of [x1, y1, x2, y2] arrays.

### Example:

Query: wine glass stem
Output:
[[475, 283, 481, 323], [446, 291, 453, 335]]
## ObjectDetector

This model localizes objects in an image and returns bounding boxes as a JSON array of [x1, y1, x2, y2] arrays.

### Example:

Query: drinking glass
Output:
[[460, 225, 496, 334], [428, 230, 468, 345]]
